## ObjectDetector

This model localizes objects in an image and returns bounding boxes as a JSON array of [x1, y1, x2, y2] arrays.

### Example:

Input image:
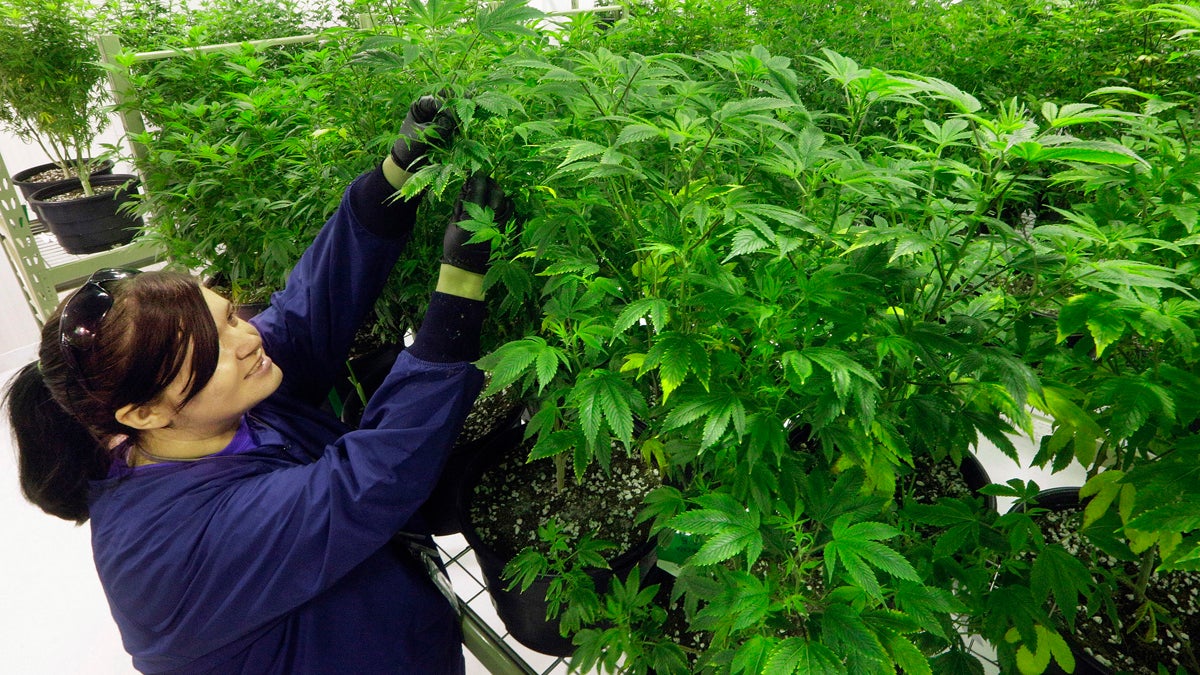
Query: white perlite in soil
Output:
[[455, 386, 519, 448], [1038, 506, 1200, 673], [21, 166, 80, 184], [38, 183, 122, 203], [905, 454, 979, 504], [469, 446, 661, 560]]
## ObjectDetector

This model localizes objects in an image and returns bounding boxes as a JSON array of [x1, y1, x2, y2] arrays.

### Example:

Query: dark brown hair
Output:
[[4, 271, 220, 523]]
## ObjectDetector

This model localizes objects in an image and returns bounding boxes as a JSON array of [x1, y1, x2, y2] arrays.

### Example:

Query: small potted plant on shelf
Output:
[[0, 0, 144, 253]]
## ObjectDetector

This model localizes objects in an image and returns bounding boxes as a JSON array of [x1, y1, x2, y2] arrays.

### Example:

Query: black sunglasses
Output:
[[59, 268, 142, 380]]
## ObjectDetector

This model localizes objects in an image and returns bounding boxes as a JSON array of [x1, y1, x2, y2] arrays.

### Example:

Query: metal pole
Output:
[[129, 33, 322, 63], [461, 604, 540, 675], [97, 34, 150, 167]]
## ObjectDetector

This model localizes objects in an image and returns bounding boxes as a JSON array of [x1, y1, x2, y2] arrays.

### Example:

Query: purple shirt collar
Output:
[[107, 415, 258, 478]]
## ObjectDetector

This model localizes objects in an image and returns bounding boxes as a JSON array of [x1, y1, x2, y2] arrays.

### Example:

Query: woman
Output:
[[4, 96, 511, 673]]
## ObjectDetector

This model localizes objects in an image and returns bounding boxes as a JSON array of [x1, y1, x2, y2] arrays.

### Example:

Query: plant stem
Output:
[[613, 60, 643, 114], [1133, 548, 1156, 601]]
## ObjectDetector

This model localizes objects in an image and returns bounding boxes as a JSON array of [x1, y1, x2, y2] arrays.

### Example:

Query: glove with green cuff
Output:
[[383, 95, 457, 190], [442, 173, 513, 275]]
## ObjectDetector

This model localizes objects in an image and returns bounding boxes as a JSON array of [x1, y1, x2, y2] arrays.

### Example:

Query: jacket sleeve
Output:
[[250, 167, 422, 405], [94, 300, 486, 659]]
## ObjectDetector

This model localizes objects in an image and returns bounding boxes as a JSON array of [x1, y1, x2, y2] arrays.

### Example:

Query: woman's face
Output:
[[159, 287, 283, 433]]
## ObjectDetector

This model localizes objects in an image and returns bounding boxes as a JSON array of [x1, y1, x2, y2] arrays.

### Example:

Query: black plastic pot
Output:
[[457, 425, 659, 656], [415, 403, 525, 536], [28, 174, 142, 254], [333, 343, 405, 428], [957, 452, 997, 512], [233, 302, 270, 321], [13, 159, 114, 203]]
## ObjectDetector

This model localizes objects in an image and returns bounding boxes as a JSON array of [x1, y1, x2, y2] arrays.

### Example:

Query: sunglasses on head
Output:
[[59, 268, 142, 380]]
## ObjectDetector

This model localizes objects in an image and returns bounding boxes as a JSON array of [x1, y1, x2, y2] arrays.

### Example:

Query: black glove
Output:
[[390, 95, 457, 172], [442, 173, 514, 275]]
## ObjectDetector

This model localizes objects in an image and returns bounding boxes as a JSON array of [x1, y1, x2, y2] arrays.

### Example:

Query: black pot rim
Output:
[[1005, 485, 1081, 514], [28, 174, 141, 205], [957, 452, 999, 512], [12, 159, 115, 184]]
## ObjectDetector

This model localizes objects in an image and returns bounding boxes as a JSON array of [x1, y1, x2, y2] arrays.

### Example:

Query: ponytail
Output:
[[5, 362, 109, 524], [4, 270, 217, 524]]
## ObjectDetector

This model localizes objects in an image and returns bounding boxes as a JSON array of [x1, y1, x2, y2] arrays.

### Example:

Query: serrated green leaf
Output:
[[558, 140, 608, 167], [1086, 259, 1187, 292], [527, 429, 584, 461], [569, 370, 637, 448], [732, 635, 775, 675], [473, 90, 523, 117], [726, 227, 771, 260], [474, 0, 544, 38], [930, 649, 985, 675], [534, 346, 564, 393], [689, 528, 762, 566], [804, 347, 880, 399], [1037, 140, 1148, 167], [839, 520, 901, 542], [1086, 310, 1127, 358], [1031, 546, 1093, 629], [716, 97, 795, 121], [822, 605, 889, 668], [477, 338, 541, 395], [882, 630, 932, 675], [701, 393, 747, 450], [668, 510, 738, 536], [893, 584, 960, 639], [614, 297, 670, 334], [614, 123, 661, 146], [645, 331, 711, 401], [1046, 629, 1075, 673], [1080, 470, 1125, 528], [765, 637, 847, 675], [825, 518, 919, 600], [538, 259, 601, 277], [1126, 497, 1200, 534], [662, 397, 712, 431]]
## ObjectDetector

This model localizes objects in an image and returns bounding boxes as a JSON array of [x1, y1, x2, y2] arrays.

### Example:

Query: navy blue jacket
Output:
[[88, 169, 484, 674]]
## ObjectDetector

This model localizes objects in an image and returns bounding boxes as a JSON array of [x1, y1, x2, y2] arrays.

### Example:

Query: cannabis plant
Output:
[[357, 0, 1200, 667], [124, 0, 1200, 669], [126, 37, 390, 305], [0, 0, 110, 195]]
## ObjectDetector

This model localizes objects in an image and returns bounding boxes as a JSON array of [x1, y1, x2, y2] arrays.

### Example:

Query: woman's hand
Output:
[[436, 173, 514, 300], [383, 95, 457, 189]]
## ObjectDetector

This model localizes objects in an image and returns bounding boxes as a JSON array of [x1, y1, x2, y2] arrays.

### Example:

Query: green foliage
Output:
[[99, 0, 336, 51], [118, 0, 1200, 671], [127, 37, 387, 304], [602, 0, 1195, 108], [502, 518, 614, 634], [353, 6, 1199, 664], [0, 0, 109, 193], [571, 567, 692, 675]]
